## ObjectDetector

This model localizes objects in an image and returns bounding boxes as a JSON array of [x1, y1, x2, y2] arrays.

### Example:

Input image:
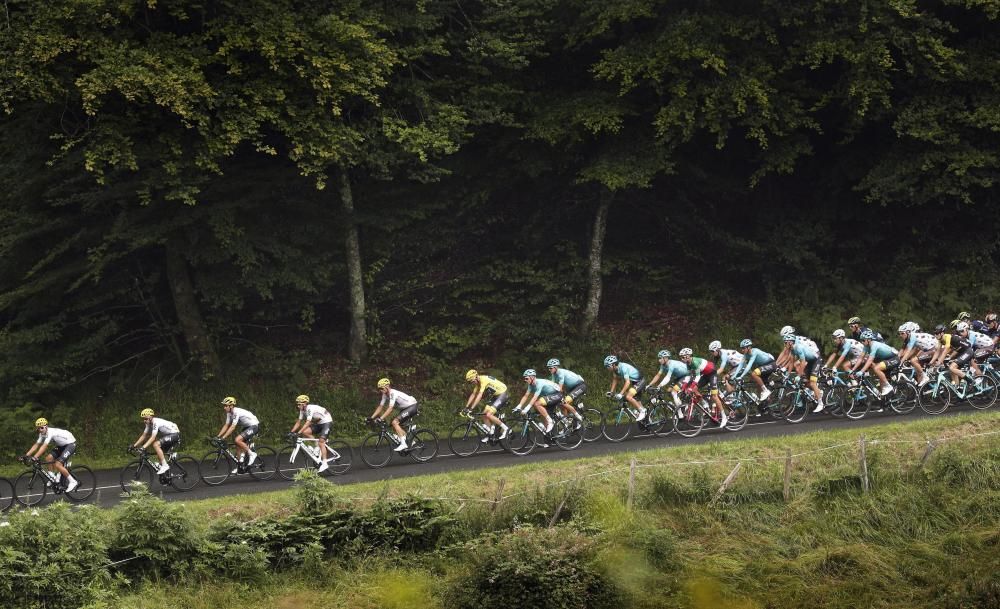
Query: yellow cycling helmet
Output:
[[140, 408, 155, 418], [465, 369, 478, 382], [949, 319, 961, 329], [295, 394, 310, 404], [377, 378, 391, 389], [221, 396, 237, 406], [34, 417, 48, 428]]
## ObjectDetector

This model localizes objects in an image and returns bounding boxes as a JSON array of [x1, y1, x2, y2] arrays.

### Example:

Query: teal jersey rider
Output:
[[527, 378, 562, 397], [552, 368, 584, 390], [865, 340, 898, 361], [733, 348, 774, 379], [791, 338, 820, 361], [615, 361, 642, 382], [658, 360, 689, 382]]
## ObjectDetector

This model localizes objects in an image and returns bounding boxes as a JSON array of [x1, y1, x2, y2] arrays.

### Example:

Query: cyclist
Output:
[[930, 323, 954, 367], [132, 408, 180, 475], [290, 395, 334, 471], [370, 379, 420, 453], [984, 312, 999, 340], [957, 311, 985, 330], [678, 348, 727, 428], [463, 369, 510, 441], [548, 358, 586, 425], [603, 355, 647, 423], [784, 333, 824, 410], [24, 418, 79, 492], [214, 396, 260, 470], [896, 323, 938, 387], [969, 326, 996, 369], [933, 322, 975, 386], [708, 340, 743, 391], [513, 369, 563, 433], [648, 350, 690, 406], [848, 316, 883, 342], [826, 329, 865, 375], [775, 325, 797, 369], [851, 330, 900, 397], [731, 339, 776, 401]]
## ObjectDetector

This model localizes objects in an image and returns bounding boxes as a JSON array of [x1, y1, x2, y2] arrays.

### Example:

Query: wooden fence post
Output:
[[549, 484, 574, 528], [711, 462, 742, 504], [783, 448, 792, 502], [491, 478, 506, 514], [627, 458, 637, 510], [859, 434, 869, 493], [917, 440, 937, 470]]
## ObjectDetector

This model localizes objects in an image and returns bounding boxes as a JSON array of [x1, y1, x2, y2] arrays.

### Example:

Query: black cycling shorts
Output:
[[805, 357, 822, 380], [915, 351, 935, 364], [539, 393, 564, 408], [756, 362, 777, 380], [974, 348, 993, 362], [310, 423, 331, 439], [50, 443, 76, 465], [398, 404, 419, 423], [490, 392, 509, 410], [238, 425, 259, 442], [954, 349, 974, 367], [159, 433, 180, 452], [696, 373, 719, 393], [879, 356, 900, 372], [565, 383, 587, 404]]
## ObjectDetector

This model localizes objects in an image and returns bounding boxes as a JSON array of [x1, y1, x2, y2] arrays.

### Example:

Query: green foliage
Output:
[[110, 484, 205, 580]]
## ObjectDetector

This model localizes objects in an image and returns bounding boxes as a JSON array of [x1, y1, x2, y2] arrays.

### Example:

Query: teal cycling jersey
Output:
[[734, 348, 774, 378], [615, 362, 642, 382], [527, 378, 561, 397], [552, 368, 584, 389], [791, 337, 820, 361], [659, 360, 689, 383], [864, 340, 898, 361]]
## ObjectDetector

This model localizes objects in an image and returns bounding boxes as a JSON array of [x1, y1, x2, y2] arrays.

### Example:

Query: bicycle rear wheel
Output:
[[168, 456, 200, 491], [120, 460, 153, 494], [14, 470, 46, 507], [646, 405, 673, 436], [199, 450, 232, 486], [276, 445, 313, 480], [824, 385, 848, 417], [448, 422, 483, 457], [0, 477, 12, 512], [674, 405, 705, 438], [843, 387, 870, 420], [918, 381, 950, 415], [969, 375, 998, 409], [603, 408, 633, 443], [553, 417, 583, 450], [887, 382, 918, 414], [504, 417, 536, 456], [323, 440, 353, 475], [408, 429, 439, 463], [579, 408, 605, 442], [724, 401, 748, 432], [782, 391, 809, 424], [248, 445, 278, 480], [360, 433, 393, 468], [65, 466, 96, 502]]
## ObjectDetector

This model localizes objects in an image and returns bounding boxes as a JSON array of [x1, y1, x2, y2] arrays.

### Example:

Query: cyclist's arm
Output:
[[140, 431, 157, 450], [217, 419, 235, 440], [856, 355, 875, 374], [648, 371, 662, 387], [513, 389, 533, 411], [132, 431, 149, 449], [26, 440, 45, 459], [290, 415, 306, 434], [377, 404, 395, 421], [464, 387, 483, 410], [609, 376, 619, 394], [619, 377, 632, 395]]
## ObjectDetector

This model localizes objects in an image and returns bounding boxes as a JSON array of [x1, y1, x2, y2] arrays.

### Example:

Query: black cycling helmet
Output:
[[933, 324, 946, 334]]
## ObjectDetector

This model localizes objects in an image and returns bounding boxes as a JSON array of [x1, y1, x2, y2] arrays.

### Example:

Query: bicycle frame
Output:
[[288, 437, 343, 465]]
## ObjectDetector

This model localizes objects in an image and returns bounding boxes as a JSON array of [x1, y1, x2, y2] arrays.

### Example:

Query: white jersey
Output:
[[379, 388, 417, 409], [225, 407, 259, 428], [970, 331, 994, 350], [907, 332, 939, 353], [299, 404, 332, 424], [717, 349, 744, 374], [37, 427, 76, 447], [145, 417, 179, 437]]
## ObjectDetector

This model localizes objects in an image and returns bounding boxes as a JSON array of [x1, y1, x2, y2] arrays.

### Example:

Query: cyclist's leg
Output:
[[808, 359, 822, 401], [151, 439, 167, 466], [873, 361, 889, 389], [533, 397, 555, 429], [234, 433, 248, 459], [312, 423, 331, 460], [563, 384, 586, 419]]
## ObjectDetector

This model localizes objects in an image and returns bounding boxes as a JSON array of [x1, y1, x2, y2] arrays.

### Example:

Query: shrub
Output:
[[110, 484, 204, 580]]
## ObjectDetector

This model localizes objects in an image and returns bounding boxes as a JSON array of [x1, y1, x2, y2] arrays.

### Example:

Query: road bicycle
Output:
[[561, 396, 605, 443], [276, 433, 354, 480], [200, 437, 278, 486], [722, 378, 775, 421], [603, 391, 670, 442], [448, 408, 510, 457], [0, 477, 12, 512], [673, 383, 732, 437], [13, 455, 95, 507], [360, 416, 439, 468], [120, 445, 200, 493], [839, 368, 918, 419], [505, 404, 584, 455], [917, 365, 997, 414]]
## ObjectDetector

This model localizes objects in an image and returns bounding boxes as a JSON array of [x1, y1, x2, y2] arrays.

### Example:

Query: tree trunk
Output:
[[338, 165, 368, 363], [581, 189, 612, 335], [164, 240, 220, 378]]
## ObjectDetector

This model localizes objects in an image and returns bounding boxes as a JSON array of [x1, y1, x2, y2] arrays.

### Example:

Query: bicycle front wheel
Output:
[[918, 381, 950, 415], [323, 440, 353, 476], [361, 433, 393, 468], [843, 388, 870, 420], [408, 429, 439, 463], [0, 477, 13, 512], [969, 375, 998, 409], [887, 382, 918, 414], [724, 402, 748, 432], [276, 445, 313, 480], [553, 417, 583, 450], [782, 392, 809, 424], [603, 408, 633, 443], [448, 422, 483, 457], [248, 445, 278, 481], [168, 456, 200, 491], [503, 418, 536, 456], [14, 470, 46, 507], [199, 450, 232, 486], [120, 460, 153, 494], [824, 385, 848, 417], [674, 406, 705, 438], [580, 408, 605, 442], [65, 466, 96, 502]]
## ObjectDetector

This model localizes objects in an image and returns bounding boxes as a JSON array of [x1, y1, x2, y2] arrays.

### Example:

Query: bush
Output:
[[445, 526, 619, 609], [0, 503, 116, 609], [110, 484, 204, 580]]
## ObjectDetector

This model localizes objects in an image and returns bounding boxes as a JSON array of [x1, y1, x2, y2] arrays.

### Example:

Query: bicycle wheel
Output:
[[969, 375, 998, 410], [322, 440, 353, 476], [119, 461, 151, 493], [360, 433, 393, 468], [448, 422, 483, 457], [14, 470, 46, 507], [276, 444, 313, 480], [553, 417, 584, 450], [602, 408, 633, 442], [824, 385, 848, 418], [408, 429, 439, 463], [503, 417, 536, 456], [918, 381, 950, 415], [782, 391, 809, 424], [674, 405, 705, 438], [199, 450, 232, 486], [724, 401, 748, 432], [168, 456, 200, 491], [580, 408, 605, 442], [247, 445, 278, 481], [640, 405, 668, 436], [64, 465, 96, 502], [0, 478, 12, 512], [886, 382, 918, 414], [843, 387, 870, 420]]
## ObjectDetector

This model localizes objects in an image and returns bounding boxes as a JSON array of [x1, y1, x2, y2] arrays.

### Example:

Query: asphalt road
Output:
[[5, 405, 991, 509]]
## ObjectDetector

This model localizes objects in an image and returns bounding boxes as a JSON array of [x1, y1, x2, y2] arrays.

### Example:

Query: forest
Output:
[[2, 0, 999, 421]]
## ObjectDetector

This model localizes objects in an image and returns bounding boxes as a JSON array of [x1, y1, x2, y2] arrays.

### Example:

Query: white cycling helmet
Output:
[[832, 329, 846, 339], [708, 340, 722, 352], [898, 323, 909, 333], [780, 325, 795, 336], [679, 348, 693, 357], [956, 321, 969, 332]]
